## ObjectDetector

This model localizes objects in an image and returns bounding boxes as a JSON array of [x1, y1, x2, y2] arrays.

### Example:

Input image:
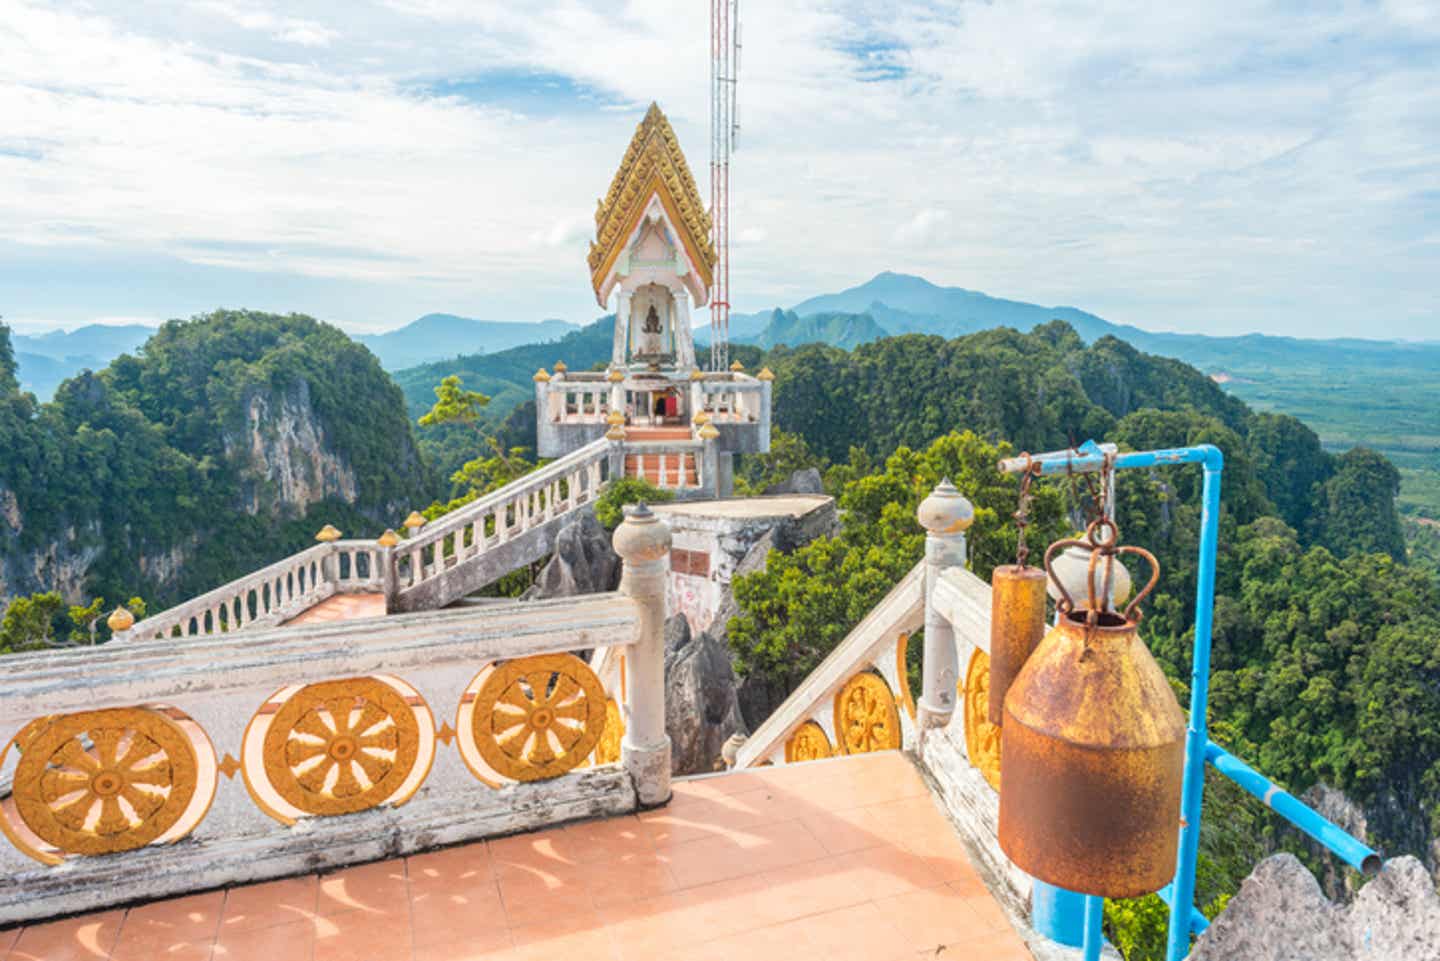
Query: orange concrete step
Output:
[[625, 453, 699, 487], [626, 427, 694, 441]]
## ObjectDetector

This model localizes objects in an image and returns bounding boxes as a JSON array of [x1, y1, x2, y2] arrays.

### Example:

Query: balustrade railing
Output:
[[122, 439, 613, 642], [0, 507, 673, 926], [396, 438, 611, 600], [698, 377, 765, 423], [118, 539, 385, 642], [550, 383, 613, 423]]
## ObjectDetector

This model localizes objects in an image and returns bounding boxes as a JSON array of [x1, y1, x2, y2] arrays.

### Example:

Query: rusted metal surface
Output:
[[998, 613, 1187, 898], [987, 564, 1047, 726]]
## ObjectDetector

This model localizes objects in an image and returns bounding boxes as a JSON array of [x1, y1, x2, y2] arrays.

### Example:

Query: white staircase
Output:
[[120, 439, 614, 641]]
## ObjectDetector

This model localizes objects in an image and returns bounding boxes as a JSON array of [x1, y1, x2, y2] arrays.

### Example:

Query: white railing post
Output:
[[613, 503, 673, 805], [915, 479, 974, 731]]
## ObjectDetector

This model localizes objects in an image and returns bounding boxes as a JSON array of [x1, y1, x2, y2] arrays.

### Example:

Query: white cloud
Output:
[[892, 208, 950, 247], [0, 0, 1437, 338], [198, 2, 337, 47]]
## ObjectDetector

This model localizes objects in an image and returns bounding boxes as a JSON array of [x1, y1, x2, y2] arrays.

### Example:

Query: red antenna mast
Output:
[[710, 0, 740, 370]]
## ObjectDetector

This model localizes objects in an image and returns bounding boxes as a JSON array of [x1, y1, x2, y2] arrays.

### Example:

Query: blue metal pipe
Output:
[[1155, 881, 1211, 935], [1165, 444, 1223, 961], [1083, 893, 1105, 961], [1204, 741, 1381, 876], [1031, 879, 1088, 947], [1020, 444, 1217, 477]]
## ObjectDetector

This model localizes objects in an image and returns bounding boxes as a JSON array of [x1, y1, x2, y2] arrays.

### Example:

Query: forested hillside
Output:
[[0, 312, 428, 624], [392, 317, 615, 486]]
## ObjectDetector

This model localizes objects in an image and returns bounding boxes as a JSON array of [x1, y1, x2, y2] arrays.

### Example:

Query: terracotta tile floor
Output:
[[0, 752, 1033, 961], [283, 593, 386, 626]]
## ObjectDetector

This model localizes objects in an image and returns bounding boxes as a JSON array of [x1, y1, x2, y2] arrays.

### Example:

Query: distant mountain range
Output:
[[705, 272, 1440, 376], [355, 314, 577, 370], [12, 324, 156, 399], [12, 273, 1437, 405], [9, 314, 579, 400]]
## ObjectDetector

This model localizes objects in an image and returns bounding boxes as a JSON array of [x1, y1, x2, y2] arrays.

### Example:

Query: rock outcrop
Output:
[[1191, 853, 1440, 961], [0, 521, 103, 604], [663, 614, 747, 775], [223, 381, 359, 518], [524, 512, 620, 600], [763, 467, 824, 495]]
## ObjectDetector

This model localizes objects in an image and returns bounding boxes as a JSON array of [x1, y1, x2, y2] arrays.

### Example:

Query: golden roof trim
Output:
[[588, 103, 715, 296]]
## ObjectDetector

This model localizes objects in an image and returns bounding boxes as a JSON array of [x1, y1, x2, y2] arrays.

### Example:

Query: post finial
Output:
[[607, 367, 625, 383], [698, 422, 720, 441], [377, 529, 400, 548], [756, 367, 775, 381], [315, 524, 342, 542], [533, 368, 551, 382], [918, 478, 974, 535], [553, 360, 568, 374], [613, 501, 672, 565], [106, 607, 135, 632], [403, 511, 426, 530]]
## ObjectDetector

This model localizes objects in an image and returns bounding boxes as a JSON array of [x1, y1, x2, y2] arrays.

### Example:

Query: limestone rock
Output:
[[524, 512, 620, 600], [1351, 856, 1440, 960], [763, 467, 823, 496], [1191, 852, 1440, 961], [222, 380, 359, 517], [664, 614, 747, 775]]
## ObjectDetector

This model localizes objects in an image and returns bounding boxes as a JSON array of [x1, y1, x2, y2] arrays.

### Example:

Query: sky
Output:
[[1, 0, 1438, 340]]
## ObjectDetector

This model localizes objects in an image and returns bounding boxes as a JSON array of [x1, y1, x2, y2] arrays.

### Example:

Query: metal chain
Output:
[[1013, 456, 1041, 568]]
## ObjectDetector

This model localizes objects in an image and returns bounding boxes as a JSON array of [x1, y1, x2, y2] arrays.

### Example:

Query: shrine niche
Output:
[[833, 671, 902, 755], [630, 282, 677, 364]]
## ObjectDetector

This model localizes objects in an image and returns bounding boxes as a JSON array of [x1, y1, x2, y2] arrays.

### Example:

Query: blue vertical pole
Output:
[[1083, 893, 1105, 961], [1165, 446, 1223, 961], [1032, 879, 1087, 947]]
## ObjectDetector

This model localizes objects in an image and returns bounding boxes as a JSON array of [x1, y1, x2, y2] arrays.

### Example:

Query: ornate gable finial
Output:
[[588, 102, 716, 302]]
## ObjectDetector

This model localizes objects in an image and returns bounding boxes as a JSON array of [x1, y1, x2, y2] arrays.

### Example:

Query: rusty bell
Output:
[[997, 608, 1187, 898]]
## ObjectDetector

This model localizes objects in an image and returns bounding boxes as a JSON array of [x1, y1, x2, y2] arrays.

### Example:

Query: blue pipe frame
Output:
[[1017, 442, 1380, 961]]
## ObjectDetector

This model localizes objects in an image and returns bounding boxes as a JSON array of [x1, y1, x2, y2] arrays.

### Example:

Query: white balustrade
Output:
[[119, 540, 383, 642], [0, 503, 671, 927], [398, 438, 611, 594]]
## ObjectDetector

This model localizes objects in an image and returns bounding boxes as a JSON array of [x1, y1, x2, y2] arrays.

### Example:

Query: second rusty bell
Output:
[[997, 542, 1187, 899], [987, 565, 1047, 726]]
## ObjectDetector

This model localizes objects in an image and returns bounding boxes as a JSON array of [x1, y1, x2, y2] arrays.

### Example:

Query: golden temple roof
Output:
[[588, 102, 716, 299]]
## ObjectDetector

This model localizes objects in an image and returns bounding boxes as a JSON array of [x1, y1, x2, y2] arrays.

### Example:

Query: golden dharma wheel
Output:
[[833, 672, 902, 755], [963, 650, 1002, 790], [591, 698, 624, 767], [471, 654, 607, 782], [261, 678, 422, 817], [11, 708, 202, 857]]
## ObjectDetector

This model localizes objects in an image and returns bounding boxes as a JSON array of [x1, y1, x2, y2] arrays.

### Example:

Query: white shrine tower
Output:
[[533, 103, 770, 494]]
